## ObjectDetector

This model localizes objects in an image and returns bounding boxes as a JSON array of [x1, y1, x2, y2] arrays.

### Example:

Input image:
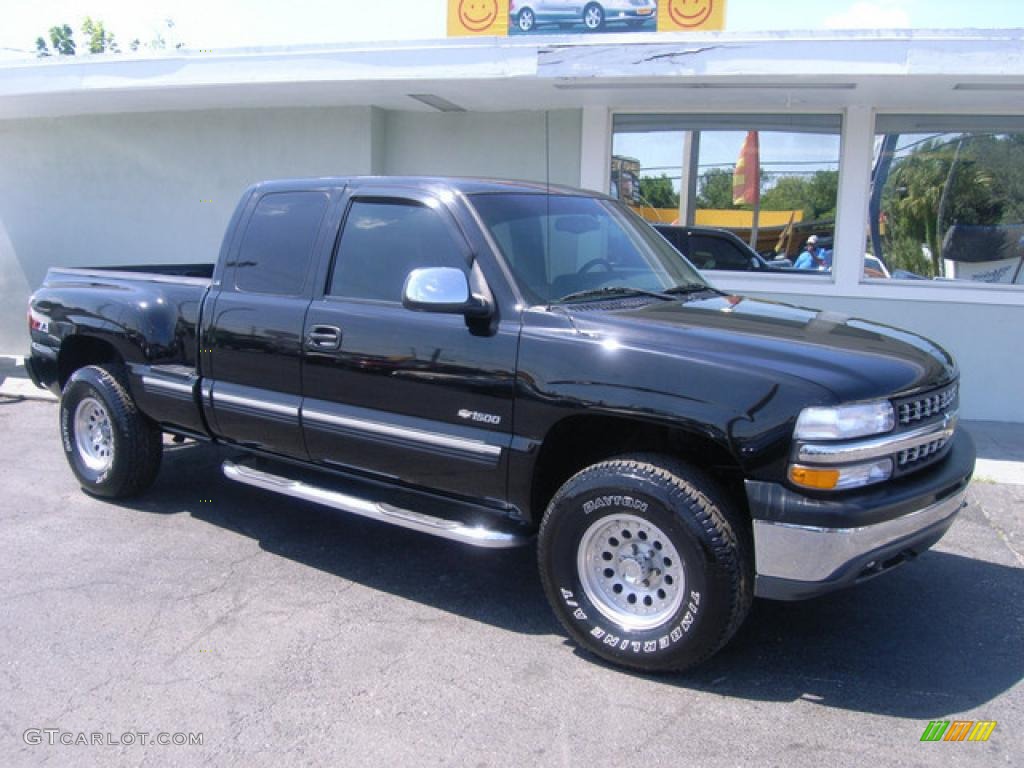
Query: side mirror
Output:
[[402, 267, 491, 318]]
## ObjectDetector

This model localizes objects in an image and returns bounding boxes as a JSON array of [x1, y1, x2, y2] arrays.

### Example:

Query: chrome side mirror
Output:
[[402, 267, 490, 317]]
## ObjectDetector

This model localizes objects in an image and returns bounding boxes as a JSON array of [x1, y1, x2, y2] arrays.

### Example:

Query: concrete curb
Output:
[[0, 377, 58, 402], [0, 355, 58, 402]]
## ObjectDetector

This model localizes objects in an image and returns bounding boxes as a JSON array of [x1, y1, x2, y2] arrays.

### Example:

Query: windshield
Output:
[[470, 193, 708, 305]]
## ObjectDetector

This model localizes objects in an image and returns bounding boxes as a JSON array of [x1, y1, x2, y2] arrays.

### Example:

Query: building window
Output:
[[869, 115, 1024, 286], [611, 114, 842, 276]]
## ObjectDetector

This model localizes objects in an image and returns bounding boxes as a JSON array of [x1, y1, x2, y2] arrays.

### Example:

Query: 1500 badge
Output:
[[458, 409, 501, 425]]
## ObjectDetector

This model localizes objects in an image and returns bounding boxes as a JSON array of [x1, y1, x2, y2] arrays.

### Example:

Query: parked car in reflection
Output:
[[655, 225, 894, 279], [863, 253, 892, 279], [510, 0, 657, 33], [653, 225, 794, 274]]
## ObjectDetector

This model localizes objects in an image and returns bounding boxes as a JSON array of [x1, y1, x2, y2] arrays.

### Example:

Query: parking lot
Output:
[[1, 396, 1021, 767]]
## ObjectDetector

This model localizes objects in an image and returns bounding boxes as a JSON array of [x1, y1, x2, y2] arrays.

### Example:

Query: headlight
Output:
[[794, 401, 895, 441]]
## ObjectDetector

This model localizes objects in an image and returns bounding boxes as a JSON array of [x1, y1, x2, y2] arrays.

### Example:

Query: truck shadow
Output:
[[636, 547, 1024, 718], [126, 441, 1023, 718]]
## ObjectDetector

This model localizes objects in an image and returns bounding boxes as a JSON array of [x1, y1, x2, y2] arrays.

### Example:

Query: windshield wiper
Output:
[[555, 286, 676, 304], [663, 282, 718, 296]]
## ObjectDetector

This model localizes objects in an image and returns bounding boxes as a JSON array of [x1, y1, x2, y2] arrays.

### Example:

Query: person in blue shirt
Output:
[[794, 235, 830, 271]]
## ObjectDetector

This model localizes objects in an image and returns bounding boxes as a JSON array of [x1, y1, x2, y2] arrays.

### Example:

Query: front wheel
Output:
[[516, 8, 536, 32], [538, 455, 752, 672], [583, 3, 605, 31], [60, 365, 163, 498]]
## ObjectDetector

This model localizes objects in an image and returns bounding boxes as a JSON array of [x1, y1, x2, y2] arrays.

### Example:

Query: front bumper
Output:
[[748, 429, 975, 600]]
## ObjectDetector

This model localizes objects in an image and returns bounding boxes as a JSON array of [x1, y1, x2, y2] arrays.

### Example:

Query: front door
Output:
[[300, 187, 518, 504]]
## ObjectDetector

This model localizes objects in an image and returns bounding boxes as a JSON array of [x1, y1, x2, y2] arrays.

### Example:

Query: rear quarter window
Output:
[[234, 191, 330, 295]]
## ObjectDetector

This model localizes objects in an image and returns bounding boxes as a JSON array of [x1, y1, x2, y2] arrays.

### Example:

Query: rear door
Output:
[[203, 186, 339, 458], [300, 187, 518, 502]]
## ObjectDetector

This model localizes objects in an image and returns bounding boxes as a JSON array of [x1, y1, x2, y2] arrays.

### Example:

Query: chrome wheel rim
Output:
[[577, 513, 685, 631], [74, 397, 114, 472], [519, 10, 533, 30], [584, 7, 602, 28]]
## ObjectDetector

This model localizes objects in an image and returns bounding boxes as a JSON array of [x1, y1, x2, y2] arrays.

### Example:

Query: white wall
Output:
[[0, 106, 379, 352], [381, 109, 581, 186], [0, 106, 581, 354], [739, 291, 1024, 423]]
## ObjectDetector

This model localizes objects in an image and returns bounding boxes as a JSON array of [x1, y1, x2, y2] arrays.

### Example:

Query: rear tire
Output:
[[60, 365, 162, 498], [538, 454, 752, 672], [517, 8, 536, 32]]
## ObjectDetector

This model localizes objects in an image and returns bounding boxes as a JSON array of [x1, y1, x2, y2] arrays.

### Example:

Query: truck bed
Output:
[[51, 263, 214, 282]]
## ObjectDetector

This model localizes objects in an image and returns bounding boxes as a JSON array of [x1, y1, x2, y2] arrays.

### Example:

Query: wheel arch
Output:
[[58, 335, 125, 390], [528, 413, 746, 527]]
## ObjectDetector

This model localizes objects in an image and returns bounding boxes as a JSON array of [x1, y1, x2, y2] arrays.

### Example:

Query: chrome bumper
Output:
[[753, 488, 967, 596]]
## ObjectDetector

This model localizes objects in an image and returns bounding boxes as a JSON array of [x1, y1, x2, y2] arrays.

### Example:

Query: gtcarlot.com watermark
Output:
[[24, 729, 203, 747]]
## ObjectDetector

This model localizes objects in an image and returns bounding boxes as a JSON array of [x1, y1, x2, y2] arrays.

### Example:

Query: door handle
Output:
[[306, 325, 341, 351]]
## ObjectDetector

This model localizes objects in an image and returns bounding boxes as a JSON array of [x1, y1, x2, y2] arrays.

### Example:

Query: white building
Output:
[[2, 28, 1023, 419]]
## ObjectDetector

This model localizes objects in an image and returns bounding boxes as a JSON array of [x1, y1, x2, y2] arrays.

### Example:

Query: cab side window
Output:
[[329, 200, 467, 302], [234, 191, 329, 295]]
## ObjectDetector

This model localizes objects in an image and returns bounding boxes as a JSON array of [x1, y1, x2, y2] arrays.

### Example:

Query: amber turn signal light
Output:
[[789, 465, 841, 490]]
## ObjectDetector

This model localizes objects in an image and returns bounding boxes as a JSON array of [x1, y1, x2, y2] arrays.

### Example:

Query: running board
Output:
[[222, 460, 529, 549]]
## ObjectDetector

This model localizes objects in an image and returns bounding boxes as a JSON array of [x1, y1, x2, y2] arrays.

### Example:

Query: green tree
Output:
[[964, 133, 1024, 224], [696, 168, 740, 210], [82, 17, 118, 53], [638, 174, 679, 210], [35, 37, 50, 57], [761, 170, 838, 221], [882, 139, 1000, 274], [47, 24, 76, 56]]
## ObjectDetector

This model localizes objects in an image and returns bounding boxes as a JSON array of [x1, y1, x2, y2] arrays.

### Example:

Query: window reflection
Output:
[[870, 116, 1024, 286]]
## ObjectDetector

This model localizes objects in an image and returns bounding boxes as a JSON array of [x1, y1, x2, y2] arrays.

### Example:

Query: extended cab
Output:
[[27, 177, 975, 672]]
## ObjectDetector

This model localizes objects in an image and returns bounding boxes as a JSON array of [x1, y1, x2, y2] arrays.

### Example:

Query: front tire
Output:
[[538, 455, 752, 672], [583, 3, 605, 31], [60, 365, 162, 498], [516, 8, 536, 32]]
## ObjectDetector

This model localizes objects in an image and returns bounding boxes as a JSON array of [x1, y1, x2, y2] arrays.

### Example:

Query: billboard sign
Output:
[[449, 0, 725, 37]]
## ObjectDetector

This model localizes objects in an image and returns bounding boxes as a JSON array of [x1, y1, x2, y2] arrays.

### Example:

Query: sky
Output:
[[3, 0, 1024, 57]]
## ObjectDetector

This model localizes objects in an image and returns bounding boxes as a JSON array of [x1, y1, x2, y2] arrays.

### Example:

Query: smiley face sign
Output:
[[658, 0, 726, 32], [448, 0, 509, 36]]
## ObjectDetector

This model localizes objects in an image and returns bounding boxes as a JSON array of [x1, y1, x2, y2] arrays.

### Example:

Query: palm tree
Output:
[[883, 138, 999, 276]]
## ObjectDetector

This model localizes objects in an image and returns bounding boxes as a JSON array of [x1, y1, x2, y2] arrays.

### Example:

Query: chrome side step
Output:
[[222, 460, 529, 549]]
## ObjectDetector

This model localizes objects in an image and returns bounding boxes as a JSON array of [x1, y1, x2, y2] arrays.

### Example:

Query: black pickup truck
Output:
[[27, 177, 975, 672]]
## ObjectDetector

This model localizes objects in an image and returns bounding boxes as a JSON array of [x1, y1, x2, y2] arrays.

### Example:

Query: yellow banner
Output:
[[448, 0, 510, 37], [658, 0, 726, 32]]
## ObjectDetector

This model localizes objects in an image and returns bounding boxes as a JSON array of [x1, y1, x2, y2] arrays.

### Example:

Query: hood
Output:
[[562, 293, 956, 404]]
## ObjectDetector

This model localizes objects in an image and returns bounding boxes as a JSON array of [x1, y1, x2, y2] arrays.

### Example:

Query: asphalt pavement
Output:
[[1, 397, 1021, 767]]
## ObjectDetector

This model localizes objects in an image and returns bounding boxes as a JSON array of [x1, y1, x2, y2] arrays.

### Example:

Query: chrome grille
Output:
[[897, 383, 957, 426], [897, 435, 951, 468]]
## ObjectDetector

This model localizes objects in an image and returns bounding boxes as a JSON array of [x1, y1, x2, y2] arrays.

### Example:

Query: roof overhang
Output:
[[1, 29, 1023, 120]]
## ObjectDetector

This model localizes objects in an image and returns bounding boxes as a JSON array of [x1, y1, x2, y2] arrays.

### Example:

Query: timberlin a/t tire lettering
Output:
[[538, 454, 752, 673]]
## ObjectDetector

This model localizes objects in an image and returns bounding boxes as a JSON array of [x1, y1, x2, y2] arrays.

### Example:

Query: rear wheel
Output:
[[538, 454, 752, 672], [517, 8, 536, 32], [60, 365, 162, 498]]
